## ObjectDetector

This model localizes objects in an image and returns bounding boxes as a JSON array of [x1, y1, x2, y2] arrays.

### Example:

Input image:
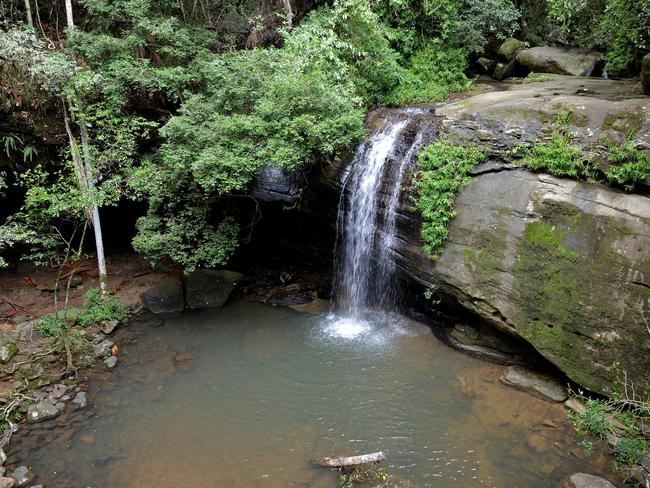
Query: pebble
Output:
[[0, 477, 14, 488]]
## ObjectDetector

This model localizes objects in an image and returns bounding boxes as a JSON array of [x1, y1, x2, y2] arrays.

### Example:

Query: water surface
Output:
[[10, 301, 617, 487]]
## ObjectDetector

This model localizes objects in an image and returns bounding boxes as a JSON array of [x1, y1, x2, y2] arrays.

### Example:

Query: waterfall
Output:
[[333, 109, 429, 320]]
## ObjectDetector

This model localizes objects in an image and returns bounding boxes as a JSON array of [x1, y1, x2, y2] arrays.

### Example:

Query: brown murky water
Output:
[[9, 301, 619, 487]]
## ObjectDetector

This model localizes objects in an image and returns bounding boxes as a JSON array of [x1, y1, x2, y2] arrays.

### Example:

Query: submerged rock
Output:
[[27, 400, 59, 423], [563, 473, 616, 488], [184, 269, 244, 309], [141, 278, 185, 314], [500, 366, 567, 402], [7, 466, 31, 487], [516, 47, 601, 76], [0, 478, 13, 488]]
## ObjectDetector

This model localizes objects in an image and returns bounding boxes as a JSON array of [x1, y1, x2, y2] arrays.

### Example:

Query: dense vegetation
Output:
[[0, 0, 648, 275]]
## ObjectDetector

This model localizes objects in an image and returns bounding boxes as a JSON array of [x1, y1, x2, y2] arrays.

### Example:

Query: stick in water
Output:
[[317, 451, 386, 468]]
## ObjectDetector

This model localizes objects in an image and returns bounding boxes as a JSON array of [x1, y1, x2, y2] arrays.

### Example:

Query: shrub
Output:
[[78, 288, 127, 327]]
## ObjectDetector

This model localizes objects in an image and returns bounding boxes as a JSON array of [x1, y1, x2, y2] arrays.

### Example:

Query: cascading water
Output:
[[330, 108, 433, 333]]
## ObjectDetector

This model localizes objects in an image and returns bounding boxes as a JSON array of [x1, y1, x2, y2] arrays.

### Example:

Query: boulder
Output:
[[516, 47, 601, 76], [141, 278, 185, 314], [642, 53, 650, 95], [0, 343, 17, 364], [26, 400, 59, 423], [493, 60, 516, 81], [397, 167, 650, 394], [252, 165, 304, 203], [500, 366, 567, 402], [184, 269, 244, 309], [498, 38, 525, 60], [563, 473, 616, 488]]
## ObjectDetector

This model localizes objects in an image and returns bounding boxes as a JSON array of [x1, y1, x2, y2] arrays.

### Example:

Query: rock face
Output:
[[398, 166, 650, 394], [141, 278, 185, 314], [516, 47, 601, 76], [252, 166, 304, 203], [563, 473, 616, 488], [642, 53, 650, 95], [184, 269, 244, 309], [500, 366, 568, 402]]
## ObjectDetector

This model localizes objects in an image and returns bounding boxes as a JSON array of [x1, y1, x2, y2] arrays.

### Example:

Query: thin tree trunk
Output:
[[77, 101, 108, 294], [64, 0, 73, 27], [280, 0, 292, 27], [24, 0, 33, 27]]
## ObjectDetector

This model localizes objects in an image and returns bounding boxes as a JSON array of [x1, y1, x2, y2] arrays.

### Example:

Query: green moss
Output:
[[522, 72, 555, 84], [601, 109, 643, 133], [464, 222, 508, 283]]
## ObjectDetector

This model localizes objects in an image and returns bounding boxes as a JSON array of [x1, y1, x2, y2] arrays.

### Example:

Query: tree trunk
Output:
[[24, 0, 33, 27], [78, 102, 108, 294], [316, 452, 385, 468], [64, 0, 74, 27], [280, 0, 292, 28]]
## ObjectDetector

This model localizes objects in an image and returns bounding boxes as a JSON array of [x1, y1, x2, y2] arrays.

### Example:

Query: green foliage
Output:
[[615, 438, 648, 467], [78, 288, 128, 327], [36, 309, 81, 337], [516, 133, 593, 179], [603, 136, 650, 191], [414, 139, 487, 260], [338, 474, 353, 488], [386, 41, 472, 105], [530, 0, 649, 74]]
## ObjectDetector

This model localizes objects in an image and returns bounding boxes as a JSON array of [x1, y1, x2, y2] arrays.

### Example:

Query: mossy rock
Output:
[[497, 38, 525, 61]]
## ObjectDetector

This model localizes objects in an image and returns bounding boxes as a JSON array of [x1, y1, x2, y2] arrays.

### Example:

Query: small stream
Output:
[[9, 301, 616, 487]]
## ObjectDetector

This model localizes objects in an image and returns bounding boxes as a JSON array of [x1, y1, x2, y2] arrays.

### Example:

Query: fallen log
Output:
[[317, 451, 385, 468]]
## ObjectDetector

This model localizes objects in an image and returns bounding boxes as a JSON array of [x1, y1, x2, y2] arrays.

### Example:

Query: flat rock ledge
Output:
[[500, 366, 568, 402]]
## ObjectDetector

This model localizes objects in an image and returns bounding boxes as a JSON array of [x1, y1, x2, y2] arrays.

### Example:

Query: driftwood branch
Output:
[[317, 451, 385, 468]]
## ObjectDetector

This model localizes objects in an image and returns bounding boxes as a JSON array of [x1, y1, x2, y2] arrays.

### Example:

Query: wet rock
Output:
[[72, 391, 87, 408], [642, 53, 650, 95], [0, 343, 18, 364], [104, 356, 118, 369], [0, 449, 6, 465], [493, 60, 516, 80], [563, 473, 616, 488], [500, 366, 567, 402], [252, 165, 304, 203], [0, 478, 14, 488], [101, 319, 120, 335], [27, 400, 60, 423], [141, 278, 185, 314], [93, 340, 114, 359], [516, 47, 601, 76], [184, 269, 244, 309], [8, 466, 32, 487]]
